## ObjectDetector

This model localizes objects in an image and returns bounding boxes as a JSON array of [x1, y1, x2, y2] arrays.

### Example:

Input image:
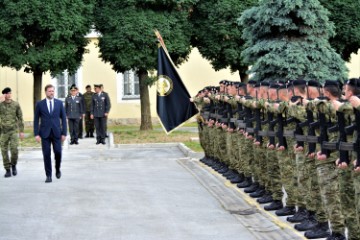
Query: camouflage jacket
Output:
[[0, 100, 24, 132]]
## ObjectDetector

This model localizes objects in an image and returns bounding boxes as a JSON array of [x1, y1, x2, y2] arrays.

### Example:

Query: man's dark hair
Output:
[[44, 84, 55, 91]]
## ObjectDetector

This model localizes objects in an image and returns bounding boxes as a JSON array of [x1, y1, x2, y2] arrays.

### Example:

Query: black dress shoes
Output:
[[74, 140, 79, 145], [70, 140, 74, 145], [96, 139, 100, 145], [45, 176, 52, 183], [56, 170, 61, 179], [101, 139, 106, 145]]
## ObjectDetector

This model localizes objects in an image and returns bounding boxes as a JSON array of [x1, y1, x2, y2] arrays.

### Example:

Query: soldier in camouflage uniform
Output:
[[83, 85, 95, 138], [333, 79, 360, 240], [312, 80, 346, 240], [0, 87, 24, 178]]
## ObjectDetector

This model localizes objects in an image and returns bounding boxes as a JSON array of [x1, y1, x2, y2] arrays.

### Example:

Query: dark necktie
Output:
[[50, 100, 53, 114]]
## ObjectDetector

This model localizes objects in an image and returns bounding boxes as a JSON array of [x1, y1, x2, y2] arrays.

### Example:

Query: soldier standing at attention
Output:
[[65, 86, 84, 145], [0, 87, 24, 177], [91, 84, 111, 145], [83, 85, 95, 138]]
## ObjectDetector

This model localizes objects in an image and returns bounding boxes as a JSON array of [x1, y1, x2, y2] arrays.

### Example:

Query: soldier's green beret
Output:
[[2, 87, 11, 94]]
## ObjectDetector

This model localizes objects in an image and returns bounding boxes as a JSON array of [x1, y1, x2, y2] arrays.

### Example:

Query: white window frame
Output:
[[116, 70, 140, 103], [51, 67, 82, 101]]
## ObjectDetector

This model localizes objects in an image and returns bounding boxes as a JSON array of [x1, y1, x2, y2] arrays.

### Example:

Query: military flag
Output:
[[155, 30, 198, 134]]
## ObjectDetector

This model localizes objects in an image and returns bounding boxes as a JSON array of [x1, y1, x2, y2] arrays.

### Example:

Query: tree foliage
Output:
[[94, 0, 195, 75], [319, 0, 360, 61], [191, 0, 257, 81], [239, 0, 348, 83], [0, 0, 95, 106], [94, 0, 196, 130]]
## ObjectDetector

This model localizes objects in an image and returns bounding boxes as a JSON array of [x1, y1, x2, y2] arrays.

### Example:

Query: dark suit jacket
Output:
[[91, 92, 111, 117], [34, 98, 67, 138]]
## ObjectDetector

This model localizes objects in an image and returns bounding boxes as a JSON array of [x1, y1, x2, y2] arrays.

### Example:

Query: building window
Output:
[[117, 70, 140, 102], [52, 69, 81, 100]]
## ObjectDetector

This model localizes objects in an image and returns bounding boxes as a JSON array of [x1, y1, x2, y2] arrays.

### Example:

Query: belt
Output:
[[306, 135, 319, 143], [283, 130, 294, 137], [295, 134, 307, 142], [339, 142, 354, 151], [322, 141, 338, 150]]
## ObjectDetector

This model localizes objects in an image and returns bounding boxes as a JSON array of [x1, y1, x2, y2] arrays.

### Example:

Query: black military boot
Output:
[[304, 222, 330, 239], [11, 165, 17, 176], [224, 169, 237, 179], [85, 132, 90, 138], [218, 166, 229, 174], [286, 207, 308, 223], [257, 192, 273, 204], [4, 169, 11, 178], [275, 206, 296, 216], [244, 182, 259, 193], [326, 232, 346, 240], [294, 211, 317, 231], [249, 186, 265, 198], [264, 200, 283, 211], [237, 177, 252, 188], [229, 173, 244, 183]]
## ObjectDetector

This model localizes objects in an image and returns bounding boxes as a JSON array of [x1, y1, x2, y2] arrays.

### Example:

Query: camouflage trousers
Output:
[[316, 158, 345, 233], [338, 167, 360, 240], [228, 132, 240, 171], [84, 111, 95, 133], [267, 148, 282, 201], [277, 145, 297, 207], [253, 145, 268, 188], [216, 128, 228, 164], [0, 130, 19, 170], [197, 122, 207, 156], [354, 172, 360, 236], [239, 135, 254, 178], [295, 150, 309, 209]]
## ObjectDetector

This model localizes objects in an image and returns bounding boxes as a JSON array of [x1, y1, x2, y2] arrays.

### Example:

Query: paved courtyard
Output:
[[0, 137, 305, 240]]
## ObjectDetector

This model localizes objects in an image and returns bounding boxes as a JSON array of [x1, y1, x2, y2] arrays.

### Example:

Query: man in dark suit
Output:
[[90, 84, 111, 145], [34, 84, 67, 183]]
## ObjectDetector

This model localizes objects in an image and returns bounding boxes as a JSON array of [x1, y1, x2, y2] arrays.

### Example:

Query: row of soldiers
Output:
[[192, 78, 360, 240]]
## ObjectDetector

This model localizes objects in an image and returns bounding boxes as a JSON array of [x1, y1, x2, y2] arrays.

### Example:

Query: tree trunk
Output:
[[33, 70, 43, 110], [239, 65, 249, 83], [138, 69, 153, 130]]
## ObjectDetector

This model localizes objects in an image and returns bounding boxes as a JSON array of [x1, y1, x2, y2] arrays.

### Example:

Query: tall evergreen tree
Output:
[[319, 0, 360, 61], [0, 0, 95, 107], [191, 0, 257, 82], [239, 0, 348, 83], [94, 1, 195, 130]]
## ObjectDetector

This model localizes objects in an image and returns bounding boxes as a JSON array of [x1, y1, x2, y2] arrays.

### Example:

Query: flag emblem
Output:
[[157, 75, 173, 96]]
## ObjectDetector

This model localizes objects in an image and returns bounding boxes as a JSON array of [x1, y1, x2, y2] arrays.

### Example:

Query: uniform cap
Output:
[[346, 78, 358, 87], [85, 85, 91, 88], [70, 85, 78, 90], [307, 80, 320, 88], [292, 79, 306, 86], [94, 84, 101, 88], [324, 80, 339, 87], [219, 80, 228, 85], [2, 87, 11, 94]]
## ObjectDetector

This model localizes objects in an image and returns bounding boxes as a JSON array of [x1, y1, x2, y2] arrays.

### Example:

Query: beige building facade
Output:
[[0, 36, 359, 123]]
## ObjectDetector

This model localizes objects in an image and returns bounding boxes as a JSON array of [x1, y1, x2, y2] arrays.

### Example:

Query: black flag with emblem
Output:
[[156, 31, 198, 134]]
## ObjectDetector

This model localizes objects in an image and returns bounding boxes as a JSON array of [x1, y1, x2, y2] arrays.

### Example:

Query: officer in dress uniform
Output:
[[91, 84, 111, 145], [65, 86, 84, 145]]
